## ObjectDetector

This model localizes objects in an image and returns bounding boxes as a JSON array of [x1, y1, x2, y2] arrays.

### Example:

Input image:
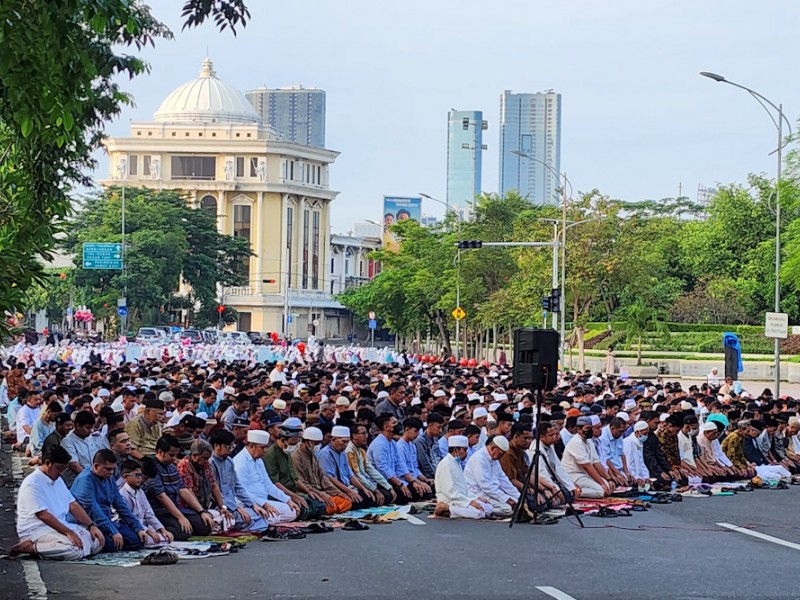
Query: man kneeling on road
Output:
[[12, 446, 104, 560], [435, 435, 493, 519], [562, 416, 614, 498], [463, 434, 519, 517]]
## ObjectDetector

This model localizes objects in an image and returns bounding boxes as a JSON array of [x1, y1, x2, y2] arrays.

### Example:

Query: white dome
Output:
[[153, 58, 260, 125]]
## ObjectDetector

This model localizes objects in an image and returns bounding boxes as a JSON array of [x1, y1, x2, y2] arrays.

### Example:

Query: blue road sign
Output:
[[368, 319, 377, 330], [83, 243, 122, 270], [287, 315, 294, 324], [117, 306, 128, 317]]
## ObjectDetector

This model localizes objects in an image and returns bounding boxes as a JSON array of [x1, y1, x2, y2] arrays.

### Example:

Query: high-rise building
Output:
[[499, 90, 562, 204], [246, 85, 326, 147], [447, 110, 487, 211]]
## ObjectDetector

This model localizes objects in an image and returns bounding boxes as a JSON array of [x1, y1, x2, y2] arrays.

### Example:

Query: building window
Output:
[[344, 249, 351, 276], [330, 257, 335, 273], [312, 211, 320, 290], [235, 156, 245, 178], [143, 155, 151, 177], [128, 155, 138, 176], [249, 157, 259, 178], [234, 204, 252, 275], [171, 156, 216, 180], [302, 209, 309, 289], [200, 195, 216, 217], [238, 311, 252, 332]]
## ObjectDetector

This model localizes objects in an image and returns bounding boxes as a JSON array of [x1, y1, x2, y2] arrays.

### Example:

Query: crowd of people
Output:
[[2, 346, 799, 561]]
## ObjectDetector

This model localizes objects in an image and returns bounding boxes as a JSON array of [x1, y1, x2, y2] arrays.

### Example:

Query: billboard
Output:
[[383, 196, 422, 252]]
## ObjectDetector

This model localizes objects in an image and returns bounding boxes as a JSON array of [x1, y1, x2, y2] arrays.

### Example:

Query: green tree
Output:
[[0, 0, 249, 339], [618, 299, 668, 365], [63, 188, 251, 329]]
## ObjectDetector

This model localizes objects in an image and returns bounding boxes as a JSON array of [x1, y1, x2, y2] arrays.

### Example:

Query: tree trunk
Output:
[[435, 309, 452, 356], [492, 323, 498, 362], [637, 334, 642, 366], [576, 326, 586, 371]]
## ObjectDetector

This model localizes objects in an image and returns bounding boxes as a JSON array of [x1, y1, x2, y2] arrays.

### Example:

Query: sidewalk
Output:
[[0, 436, 30, 599]]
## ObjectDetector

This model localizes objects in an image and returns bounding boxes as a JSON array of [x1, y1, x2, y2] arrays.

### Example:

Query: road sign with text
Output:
[[765, 312, 789, 339], [82, 243, 122, 270]]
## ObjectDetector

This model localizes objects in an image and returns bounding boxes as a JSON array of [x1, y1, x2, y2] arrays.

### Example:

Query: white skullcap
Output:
[[589, 415, 601, 426], [491, 435, 509, 452], [335, 397, 350, 407], [303, 427, 323, 442], [331, 425, 351, 438], [634, 421, 649, 432], [489, 402, 501, 412], [410, 397, 422, 406], [467, 393, 482, 402], [659, 413, 670, 422], [377, 391, 390, 400], [702, 421, 718, 432], [624, 399, 637, 410], [97, 388, 111, 398], [247, 430, 270, 445], [680, 401, 693, 411], [433, 390, 447, 398], [91, 397, 105, 410], [342, 386, 354, 393], [493, 393, 509, 401], [473, 407, 488, 419], [617, 411, 630, 422], [272, 399, 287, 410], [448, 435, 468, 449]]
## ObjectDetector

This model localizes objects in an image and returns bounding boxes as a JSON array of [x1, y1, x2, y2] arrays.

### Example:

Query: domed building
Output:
[[102, 59, 342, 336]]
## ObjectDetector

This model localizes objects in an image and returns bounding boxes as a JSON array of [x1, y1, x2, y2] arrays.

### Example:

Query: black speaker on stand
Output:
[[513, 328, 559, 391]]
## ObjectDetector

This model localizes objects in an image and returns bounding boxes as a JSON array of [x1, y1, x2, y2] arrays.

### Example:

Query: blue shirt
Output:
[[143, 459, 194, 516], [598, 426, 624, 471], [318, 444, 355, 486], [395, 439, 421, 478], [70, 469, 144, 536], [366, 435, 409, 485]]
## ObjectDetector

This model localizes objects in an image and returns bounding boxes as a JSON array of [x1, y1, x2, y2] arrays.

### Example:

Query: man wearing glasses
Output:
[[70, 449, 151, 552], [118, 458, 174, 545]]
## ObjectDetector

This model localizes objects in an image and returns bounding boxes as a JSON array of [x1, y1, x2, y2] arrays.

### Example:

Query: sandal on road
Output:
[[343, 520, 370, 531], [591, 507, 618, 518]]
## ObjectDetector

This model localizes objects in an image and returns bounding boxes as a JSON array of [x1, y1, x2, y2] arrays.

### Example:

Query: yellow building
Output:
[[102, 59, 341, 336]]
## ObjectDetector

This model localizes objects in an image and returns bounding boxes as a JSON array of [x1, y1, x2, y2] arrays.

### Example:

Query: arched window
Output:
[[200, 195, 217, 216]]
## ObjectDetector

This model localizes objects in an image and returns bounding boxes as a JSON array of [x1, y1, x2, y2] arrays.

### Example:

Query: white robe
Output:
[[622, 433, 649, 480], [435, 454, 492, 519]]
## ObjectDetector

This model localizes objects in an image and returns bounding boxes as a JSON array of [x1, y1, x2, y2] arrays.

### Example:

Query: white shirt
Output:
[[16, 403, 40, 444], [463, 447, 519, 504], [435, 454, 475, 507], [531, 442, 576, 492], [622, 433, 649, 480], [561, 434, 600, 478], [232, 449, 290, 506], [713, 438, 733, 467], [560, 428, 574, 447], [269, 368, 287, 385], [16, 468, 80, 541], [677, 431, 696, 467]]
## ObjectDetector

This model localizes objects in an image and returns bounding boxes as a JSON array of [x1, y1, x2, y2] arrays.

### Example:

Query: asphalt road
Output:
[[26, 487, 800, 600]]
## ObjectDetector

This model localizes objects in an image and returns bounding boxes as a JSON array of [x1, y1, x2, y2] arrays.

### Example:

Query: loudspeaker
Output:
[[513, 328, 559, 390]]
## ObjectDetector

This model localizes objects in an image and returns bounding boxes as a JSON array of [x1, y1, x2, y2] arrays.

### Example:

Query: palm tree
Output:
[[619, 299, 669, 365]]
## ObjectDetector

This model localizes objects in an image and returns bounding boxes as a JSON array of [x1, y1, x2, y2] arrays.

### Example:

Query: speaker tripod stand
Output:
[[509, 383, 584, 528]]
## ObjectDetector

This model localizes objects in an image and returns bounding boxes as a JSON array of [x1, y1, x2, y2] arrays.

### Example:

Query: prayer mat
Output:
[[278, 521, 344, 529], [427, 514, 512, 523], [189, 534, 259, 544], [56, 542, 217, 567], [335, 505, 404, 520]]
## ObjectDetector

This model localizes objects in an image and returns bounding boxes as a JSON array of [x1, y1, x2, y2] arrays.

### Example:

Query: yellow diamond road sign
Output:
[[452, 306, 466, 321]]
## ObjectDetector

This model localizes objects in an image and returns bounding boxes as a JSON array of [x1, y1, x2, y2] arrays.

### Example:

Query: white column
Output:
[[256, 191, 264, 295]]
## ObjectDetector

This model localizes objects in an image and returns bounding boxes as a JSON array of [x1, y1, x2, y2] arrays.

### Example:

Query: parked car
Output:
[[247, 331, 265, 345], [136, 327, 165, 343], [218, 330, 252, 345], [180, 329, 203, 344], [201, 329, 219, 344]]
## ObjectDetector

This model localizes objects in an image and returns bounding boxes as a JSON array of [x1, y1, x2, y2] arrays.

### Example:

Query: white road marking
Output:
[[717, 522, 800, 551], [536, 586, 579, 600], [12, 454, 49, 600]]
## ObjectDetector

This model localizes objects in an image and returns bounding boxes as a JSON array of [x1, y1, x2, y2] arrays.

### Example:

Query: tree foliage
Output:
[[0, 0, 249, 340], [63, 188, 251, 329]]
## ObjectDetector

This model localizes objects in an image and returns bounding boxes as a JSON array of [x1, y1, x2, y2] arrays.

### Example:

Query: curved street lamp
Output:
[[700, 71, 793, 396]]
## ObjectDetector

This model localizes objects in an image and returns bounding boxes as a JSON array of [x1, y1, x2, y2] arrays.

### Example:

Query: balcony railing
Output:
[[222, 286, 254, 296]]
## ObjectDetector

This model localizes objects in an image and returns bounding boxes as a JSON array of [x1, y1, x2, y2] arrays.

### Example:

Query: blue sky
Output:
[[100, 0, 800, 232]]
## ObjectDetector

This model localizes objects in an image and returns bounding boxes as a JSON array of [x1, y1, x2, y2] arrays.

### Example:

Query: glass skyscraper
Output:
[[499, 90, 562, 204], [246, 85, 326, 147], [447, 110, 486, 212]]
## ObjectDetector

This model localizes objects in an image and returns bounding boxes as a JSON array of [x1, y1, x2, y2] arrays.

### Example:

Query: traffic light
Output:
[[541, 296, 551, 311], [217, 305, 225, 313], [550, 288, 561, 313], [462, 117, 470, 130], [262, 279, 276, 284], [457, 240, 483, 249]]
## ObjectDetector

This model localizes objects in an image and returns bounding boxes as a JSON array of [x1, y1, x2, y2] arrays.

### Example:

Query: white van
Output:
[[218, 330, 252, 345]]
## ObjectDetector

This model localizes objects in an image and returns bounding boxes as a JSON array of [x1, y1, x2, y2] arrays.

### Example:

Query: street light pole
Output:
[[701, 71, 792, 397]]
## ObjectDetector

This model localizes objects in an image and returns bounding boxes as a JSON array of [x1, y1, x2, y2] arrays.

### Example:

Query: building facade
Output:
[[102, 59, 340, 337], [499, 90, 562, 204], [246, 85, 326, 148], [446, 110, 486, 211]]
